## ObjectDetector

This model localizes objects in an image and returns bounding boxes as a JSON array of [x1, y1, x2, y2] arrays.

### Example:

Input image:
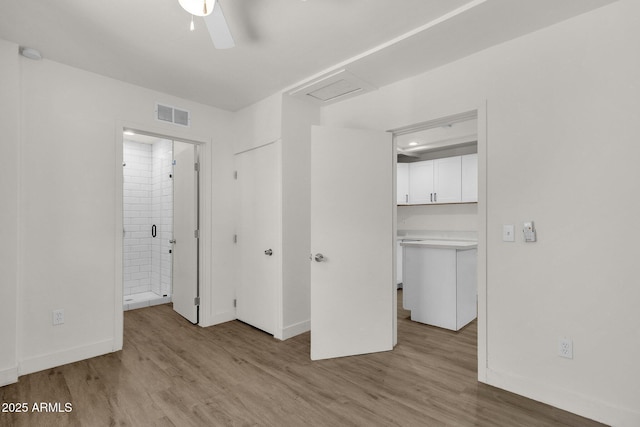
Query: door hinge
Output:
[[194, 162, 200, 172], [194, 229, 200, 239], [234, 171, 237, 180], [233, 299, 236, 308], [233, 234, 237, 243], [194, 296, 200, 306]]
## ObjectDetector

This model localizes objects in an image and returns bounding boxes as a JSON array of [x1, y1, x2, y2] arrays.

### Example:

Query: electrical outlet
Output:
[[558, 337, 573, 359], [53, 309, 64, 326]]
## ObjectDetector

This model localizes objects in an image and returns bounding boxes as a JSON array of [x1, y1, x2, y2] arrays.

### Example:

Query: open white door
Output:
[[235, 143, 279, 335], [311, 126, 394, 360], [172, 141, 199, 324]]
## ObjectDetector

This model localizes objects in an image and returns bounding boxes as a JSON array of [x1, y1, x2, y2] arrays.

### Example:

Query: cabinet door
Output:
[[461, 153, 478, 202], [434, 156, 461, 203], [408, 160, 434, 204], [397, 163, 409, 204]]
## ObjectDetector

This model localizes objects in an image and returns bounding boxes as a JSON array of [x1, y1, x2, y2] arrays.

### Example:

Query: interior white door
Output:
[[172, 141, 199, 324], [235, 143, 279, 335], [311, 126, 394, 360]]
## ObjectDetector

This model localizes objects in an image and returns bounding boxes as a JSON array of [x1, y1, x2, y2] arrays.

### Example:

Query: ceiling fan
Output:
[[178, 0, 235, 49]]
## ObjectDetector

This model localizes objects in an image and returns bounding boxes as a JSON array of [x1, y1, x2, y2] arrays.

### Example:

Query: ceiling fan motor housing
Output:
[[178, 0, 215, 16]]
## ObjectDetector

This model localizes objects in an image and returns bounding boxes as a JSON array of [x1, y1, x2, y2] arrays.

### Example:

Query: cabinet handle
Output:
[[405, 194, 408, 203], [430, 193, 433, 202], [434, 193, 437, 202]]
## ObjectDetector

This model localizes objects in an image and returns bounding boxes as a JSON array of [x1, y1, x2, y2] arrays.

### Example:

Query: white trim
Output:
[[275, 140, 283, 341], [476, 102, 488, 382], [486, 368, 640, 427], [0, 366, 18, 386], [281, 320, 310, 340], [114, 125, 124, 351], [18, 339, 113, 377]]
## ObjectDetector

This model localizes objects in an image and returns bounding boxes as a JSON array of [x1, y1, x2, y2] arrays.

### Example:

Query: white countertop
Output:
[[400, 239, 477, 250]]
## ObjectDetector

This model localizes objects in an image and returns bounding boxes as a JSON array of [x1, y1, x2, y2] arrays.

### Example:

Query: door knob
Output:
[[264, 249, 273, 256], [314, 253, 324, 262]]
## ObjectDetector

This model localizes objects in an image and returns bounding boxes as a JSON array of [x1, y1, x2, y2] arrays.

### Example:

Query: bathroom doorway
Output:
[[122, 131, 200, 323]]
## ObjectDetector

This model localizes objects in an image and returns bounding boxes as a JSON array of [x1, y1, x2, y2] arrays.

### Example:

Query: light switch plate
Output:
[[503, 224, 515, 242]]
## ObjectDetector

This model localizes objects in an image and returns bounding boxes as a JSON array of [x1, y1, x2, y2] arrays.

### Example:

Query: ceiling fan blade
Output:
[[204, 1, 235, 49]]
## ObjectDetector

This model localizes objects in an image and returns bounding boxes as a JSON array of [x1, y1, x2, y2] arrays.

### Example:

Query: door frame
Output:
[[389, 105, 488, 381], [114, 122, 211, 351]]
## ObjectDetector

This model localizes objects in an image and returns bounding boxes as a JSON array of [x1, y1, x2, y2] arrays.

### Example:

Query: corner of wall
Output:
[[0, 38, 20, 389]]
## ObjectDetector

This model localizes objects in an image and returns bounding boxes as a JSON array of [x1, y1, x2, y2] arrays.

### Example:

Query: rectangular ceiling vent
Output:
[[155, 103, 190, 127], [289, 69, 376, 106]]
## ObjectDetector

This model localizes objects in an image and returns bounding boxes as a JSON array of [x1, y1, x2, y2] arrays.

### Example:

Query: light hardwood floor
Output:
[[1, 292, 605, 427]]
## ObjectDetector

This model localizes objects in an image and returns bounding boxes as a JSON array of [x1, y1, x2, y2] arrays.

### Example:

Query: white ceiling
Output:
[[0, 0, 616, 111]]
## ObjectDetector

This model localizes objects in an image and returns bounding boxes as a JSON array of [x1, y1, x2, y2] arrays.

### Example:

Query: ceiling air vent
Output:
[[289, 69, 376, 105], [155, 103, 191, 127]]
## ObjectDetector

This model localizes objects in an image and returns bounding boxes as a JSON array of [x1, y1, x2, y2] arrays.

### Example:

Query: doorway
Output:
[[122, 131, 200, 324], [393, 110, 480, 330]]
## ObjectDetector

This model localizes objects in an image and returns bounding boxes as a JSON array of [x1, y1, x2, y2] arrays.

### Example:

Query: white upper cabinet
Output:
[[408, 160, 434, 204], [397, 163, 409, 204], [433, 156, 461, 203], [461, 153, 478, 202], [400, 154, 477, 205]]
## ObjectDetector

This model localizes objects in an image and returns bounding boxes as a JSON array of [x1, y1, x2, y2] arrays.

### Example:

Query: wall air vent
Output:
[[288, 69, 376, 106], [155, 103, 191, 127]]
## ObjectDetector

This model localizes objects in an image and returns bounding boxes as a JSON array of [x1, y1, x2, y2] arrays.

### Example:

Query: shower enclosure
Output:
[[122, 136, 173, 310]]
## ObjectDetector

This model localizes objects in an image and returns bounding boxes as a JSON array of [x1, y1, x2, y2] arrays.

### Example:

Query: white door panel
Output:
[[235, 143, 279, 335], [172, 141, 199, 324], [311, 126, 394, 360]]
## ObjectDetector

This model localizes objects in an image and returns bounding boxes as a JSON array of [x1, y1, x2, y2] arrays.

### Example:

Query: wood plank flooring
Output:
[[1, 292, 606, 426]]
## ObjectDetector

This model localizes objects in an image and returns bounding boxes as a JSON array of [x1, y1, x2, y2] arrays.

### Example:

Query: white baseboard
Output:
[[281, 320, 310, 340], [18, 339, 114, 377], [200, 310, 236, 328], [0, 366, 18, 386], [486, 368, 640, 427]]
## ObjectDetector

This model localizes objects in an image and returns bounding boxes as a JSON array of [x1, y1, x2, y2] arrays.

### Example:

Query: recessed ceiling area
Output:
[[0, 0, 617, 111], [396, 119, 477, 155]]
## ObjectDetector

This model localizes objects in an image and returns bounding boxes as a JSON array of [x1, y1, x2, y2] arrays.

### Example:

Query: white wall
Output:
[[232, 93, 283, 154], [6, 47, 236, 377], [397, 204, 477, 233], [321, 1, 640, 425], [0, 39, 20, 386], [281, 95, 319, 338]]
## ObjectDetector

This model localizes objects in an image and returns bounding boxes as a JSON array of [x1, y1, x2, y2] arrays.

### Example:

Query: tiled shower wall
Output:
[[151, 140, 173, 297], [123, 139, 173, 297]]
